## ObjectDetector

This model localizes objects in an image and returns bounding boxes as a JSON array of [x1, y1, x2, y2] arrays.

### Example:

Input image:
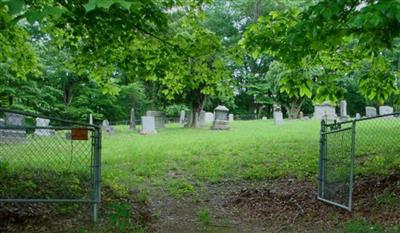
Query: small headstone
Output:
[[365, 106, 377, 117], [228, 114, 234, 122], [199, 111, 206, 127], [299, 111, 304, 119], [89, 114, 93, 125], [140, 116, 157, 134], [130, 108, 136, 130], [146, 111, 164, 128], [102, 119, 109, 127], [262, 116, 267, 120], [273, 105, 284, 125], [303, 116, 310, 120], [179, 110, 185, 126], [339, 100, 349, 121], [205, 112, 214, 123], [313, 101, 337, 120], [211, 105, 230, 130], [0, 118, 4, 127], [379, 106, 393, 116], [1, 113, 27, 144], [34, 118, 54, 136], [355, 113, 361, 119]]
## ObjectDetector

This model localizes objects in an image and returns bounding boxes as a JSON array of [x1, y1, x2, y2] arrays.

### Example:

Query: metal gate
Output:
[[0, 108, 101, 222], [318, 120, 355, 210]]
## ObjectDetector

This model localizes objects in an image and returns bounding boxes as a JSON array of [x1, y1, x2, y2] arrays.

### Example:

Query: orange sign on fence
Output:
[[71, 128, 88, 140]]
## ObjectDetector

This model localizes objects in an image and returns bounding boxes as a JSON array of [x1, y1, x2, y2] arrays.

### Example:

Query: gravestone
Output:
[[101, 120, 114, 134], [228, 114, 234, 122], [313, 101, 337, 120], [339, 100, 349, 121], [262, 116, 267, 120], [130, 108, 136, 130], [140, 116, 157, 134], [205, 112, 214, 123], [273, 105, 284, 125], [179, 110, 185, 126], [0, 118, 4, 127], [355, 113, 361, 119], [365, 106, 377, 117], [1, 113, 27, 144], [379, 106, 393, 116], [299, 111, 304, 119], [211, 105, 230, 130], [89, 114, 93, 125], [34, 118, 54, 136], [146, 111, 164, 128], [198, 111, 206, 127]]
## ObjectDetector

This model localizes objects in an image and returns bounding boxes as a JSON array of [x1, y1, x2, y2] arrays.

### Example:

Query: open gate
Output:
[[318, 120, 355, 211]]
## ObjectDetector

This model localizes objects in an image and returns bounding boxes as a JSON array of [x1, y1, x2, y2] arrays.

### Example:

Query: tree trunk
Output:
[[287, 98, 305, 119], [188, 93, 207, 128]]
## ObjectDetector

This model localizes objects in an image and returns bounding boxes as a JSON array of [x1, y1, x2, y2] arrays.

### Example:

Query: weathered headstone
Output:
[[205, 112, 214, 123], [339, 100, 349, 121], [130, 108, 136, 130], [34, 118, 54, 136], [365, 106, 377, 117], [179, 110, 185, 126], [140, 116, 157, 134], [313, 101, 337, 121], [198, 111, 206, 127], [89, 114, 93, 125], [355, 113, 361, 119], [273, 105, 284, 125], [1, 113, 27, 144], [379, 106, 394, 116], [262, 116, 267, 120], [146, 111, 164, 128], [228, 114, 234, 122], [299, 111, 304, 119], [211, 105, 230, 130]]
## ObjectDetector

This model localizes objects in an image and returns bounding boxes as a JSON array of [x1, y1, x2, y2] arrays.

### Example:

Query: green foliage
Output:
[[338, 219, 398, 233], [197, 208, 211, 226]]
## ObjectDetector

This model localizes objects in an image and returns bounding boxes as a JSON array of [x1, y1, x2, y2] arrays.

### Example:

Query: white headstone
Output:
[[340, 100, 349, 121], [89, 114, 93, 125], [205, 112, 214, 123], [273, 111, 284, 125], [313, 101, 337, 120], [146, 111, 164, 128], [262, 116, 267, 120], [379, 106, 393, 116], [179, 110, 185, 126], [140, 116, 157, 134], [365, 106, 377, 117], [34, 118, 54, 136], [228, 114, 234, 122], [355, 113, 361, 119]]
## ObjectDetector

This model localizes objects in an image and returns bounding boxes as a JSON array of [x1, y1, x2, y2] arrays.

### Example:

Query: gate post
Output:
[[348, 120, 356, 210], [92, 127, 102, 222], [318, 120, 326, 197]]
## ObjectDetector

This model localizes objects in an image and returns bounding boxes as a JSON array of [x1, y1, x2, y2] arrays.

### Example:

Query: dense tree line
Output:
[[1, 0, 399, 125]]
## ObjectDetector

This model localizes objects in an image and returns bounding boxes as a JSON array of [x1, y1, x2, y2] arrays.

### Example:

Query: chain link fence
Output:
[[318, 112, 400, 210], [0, 108, 101, 222]]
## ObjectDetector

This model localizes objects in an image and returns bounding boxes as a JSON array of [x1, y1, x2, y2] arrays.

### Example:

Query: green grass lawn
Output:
[[102, 120, 321, 196]]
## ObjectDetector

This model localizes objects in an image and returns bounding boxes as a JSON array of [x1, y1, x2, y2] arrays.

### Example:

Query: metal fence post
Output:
[[318, 120, 326, 198], [348, 120, 356, 211], [92, 127, 102, 223]]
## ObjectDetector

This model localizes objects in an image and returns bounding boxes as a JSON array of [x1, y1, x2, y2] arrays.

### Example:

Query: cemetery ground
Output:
[[1, 120, 400, 233]]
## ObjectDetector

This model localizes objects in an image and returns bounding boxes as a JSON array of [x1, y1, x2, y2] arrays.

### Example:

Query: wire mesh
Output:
[[0, 108, 101, 221], [318, 121, 354, 210], [319, 112, 400, 210]]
